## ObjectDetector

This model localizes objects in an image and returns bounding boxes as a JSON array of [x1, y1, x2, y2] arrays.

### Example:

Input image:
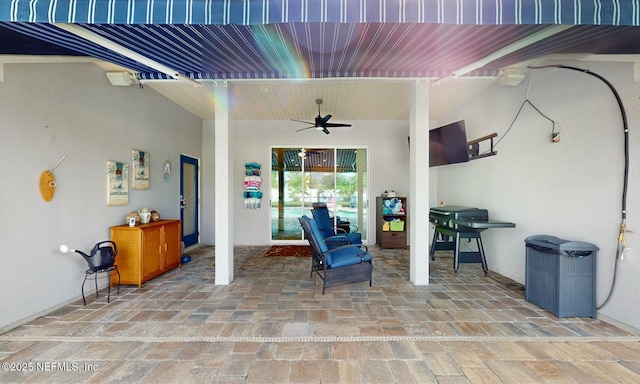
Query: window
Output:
[[271, 147, 368, 242]]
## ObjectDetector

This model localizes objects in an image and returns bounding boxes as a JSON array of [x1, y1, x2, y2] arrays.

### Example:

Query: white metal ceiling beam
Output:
[[54, 23, 200, 87], [434, 25, 574, 84]]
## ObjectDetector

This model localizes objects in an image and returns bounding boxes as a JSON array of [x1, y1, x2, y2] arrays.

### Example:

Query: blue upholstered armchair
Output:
[[299, 216, 372, 294], [311, 203, 362, 246]]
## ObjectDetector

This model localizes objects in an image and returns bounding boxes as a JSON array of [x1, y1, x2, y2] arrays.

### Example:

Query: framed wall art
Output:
[[132, 149, 150, 189], [106, 160, 129, 206]]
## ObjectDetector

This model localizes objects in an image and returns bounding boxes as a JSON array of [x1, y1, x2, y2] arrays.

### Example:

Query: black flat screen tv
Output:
[[429, 120, 469, 167]]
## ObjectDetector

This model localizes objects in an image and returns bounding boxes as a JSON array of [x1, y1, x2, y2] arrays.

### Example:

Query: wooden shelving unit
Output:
[[376, 196, 407, 249]]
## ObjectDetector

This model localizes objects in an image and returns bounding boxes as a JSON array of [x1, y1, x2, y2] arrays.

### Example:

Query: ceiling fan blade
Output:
[[291, 119, 315, 125], [294, 99, 348, 134]]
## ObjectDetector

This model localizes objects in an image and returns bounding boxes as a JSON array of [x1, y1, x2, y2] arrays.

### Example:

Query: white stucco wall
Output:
[[435, 60, 640, 330], [231, 119, 411, 245], [0, 63, 202, 330]]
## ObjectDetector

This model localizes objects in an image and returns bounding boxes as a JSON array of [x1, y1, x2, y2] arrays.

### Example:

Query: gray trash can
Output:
[[525, 235, 598, 318]]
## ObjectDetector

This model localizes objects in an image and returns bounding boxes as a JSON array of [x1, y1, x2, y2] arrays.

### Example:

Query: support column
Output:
[[356, 148, 365, 235], [201, 119, 215, 244], [409, 81, 430, 285], [215, 82, 234, 285], [277, 148, 285, 232]]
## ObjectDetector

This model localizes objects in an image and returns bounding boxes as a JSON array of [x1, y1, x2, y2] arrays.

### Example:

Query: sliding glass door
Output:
[[271, 147, 368, 242]]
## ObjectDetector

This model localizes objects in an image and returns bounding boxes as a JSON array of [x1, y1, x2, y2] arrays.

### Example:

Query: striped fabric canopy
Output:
[[2, 1, 640, 81], [2, 0, 640, 26]]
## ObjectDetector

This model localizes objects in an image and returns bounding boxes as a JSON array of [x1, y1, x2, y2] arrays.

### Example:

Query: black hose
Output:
[[528, 65, 629, 310]]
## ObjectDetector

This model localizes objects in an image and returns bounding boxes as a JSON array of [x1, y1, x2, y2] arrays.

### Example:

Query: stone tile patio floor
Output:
[[1, 245, 639, 383]]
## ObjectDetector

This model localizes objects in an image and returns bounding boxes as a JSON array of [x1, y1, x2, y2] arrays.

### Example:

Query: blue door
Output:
[[180, 154, 199, 247]]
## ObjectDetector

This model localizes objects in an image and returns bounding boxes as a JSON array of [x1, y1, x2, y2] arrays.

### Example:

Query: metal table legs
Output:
[[430, 226, 489, 276]]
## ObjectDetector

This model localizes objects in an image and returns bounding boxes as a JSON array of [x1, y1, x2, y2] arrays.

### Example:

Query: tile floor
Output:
[[1, 245, 639, 383]]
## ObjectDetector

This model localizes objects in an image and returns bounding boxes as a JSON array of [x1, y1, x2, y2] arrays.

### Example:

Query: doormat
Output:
[[263, 245, 313, 257]]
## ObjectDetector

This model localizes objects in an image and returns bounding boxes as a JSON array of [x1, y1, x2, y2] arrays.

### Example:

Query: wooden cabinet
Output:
[[110, 219, 181, 287], [376, 196, 408, 249]]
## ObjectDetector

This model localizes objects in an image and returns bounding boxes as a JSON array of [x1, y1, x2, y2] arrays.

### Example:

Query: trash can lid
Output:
[[525, 234, 599, 252]]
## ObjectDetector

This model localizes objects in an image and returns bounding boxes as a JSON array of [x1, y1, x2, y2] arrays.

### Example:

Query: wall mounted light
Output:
[[498, 68, 525, 86], [105, 71, 134, 86]]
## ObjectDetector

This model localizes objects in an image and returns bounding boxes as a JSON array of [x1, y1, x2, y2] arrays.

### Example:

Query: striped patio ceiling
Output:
[[2, 1, 640, 81], [272, 148, 361, 173], [3, 1, 640, 26]]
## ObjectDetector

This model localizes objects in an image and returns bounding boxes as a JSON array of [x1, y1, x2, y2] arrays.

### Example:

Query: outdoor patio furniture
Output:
[[299, 215, 373, 294], [311, 203, 362, 245]]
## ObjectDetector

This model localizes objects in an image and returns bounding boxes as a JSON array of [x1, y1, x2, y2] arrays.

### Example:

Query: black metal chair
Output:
[[61, 241, 120, 305]]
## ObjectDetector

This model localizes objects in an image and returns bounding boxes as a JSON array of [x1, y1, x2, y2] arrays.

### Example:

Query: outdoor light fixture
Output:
[[55, 23, 200, 88], [105, 71, 134, 86], [498, 69, 526, 86]]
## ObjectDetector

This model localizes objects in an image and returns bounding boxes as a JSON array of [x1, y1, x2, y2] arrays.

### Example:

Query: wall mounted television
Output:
[[429, 120, 470, 167]]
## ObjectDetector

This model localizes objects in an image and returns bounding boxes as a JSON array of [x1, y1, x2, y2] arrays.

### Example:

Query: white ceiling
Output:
[[95, 60, 496, 121], [144, 78, 491, 121]]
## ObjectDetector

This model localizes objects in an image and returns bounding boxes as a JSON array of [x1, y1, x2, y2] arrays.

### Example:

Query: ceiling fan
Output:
[[292, 98, 351, 134]]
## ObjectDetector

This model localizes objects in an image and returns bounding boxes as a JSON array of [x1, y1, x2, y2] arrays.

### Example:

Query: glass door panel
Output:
[[271, 147, 368, 242], [336, 148, 368, 241], [271, 148, 304, 241], [303, 148, 336, 219]]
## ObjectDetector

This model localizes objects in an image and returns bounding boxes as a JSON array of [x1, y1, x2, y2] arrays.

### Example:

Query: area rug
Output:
[[263, 245, 313, 257]]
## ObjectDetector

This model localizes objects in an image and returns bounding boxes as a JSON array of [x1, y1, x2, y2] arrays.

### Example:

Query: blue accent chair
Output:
[[299, 216, 373, 294], [311, 203, 362, 246]]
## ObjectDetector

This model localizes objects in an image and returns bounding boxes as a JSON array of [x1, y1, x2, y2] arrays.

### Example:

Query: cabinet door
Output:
[[163, 222, 181, 270], [110, 227, 142, 286], [142, 226, 163, 280]]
